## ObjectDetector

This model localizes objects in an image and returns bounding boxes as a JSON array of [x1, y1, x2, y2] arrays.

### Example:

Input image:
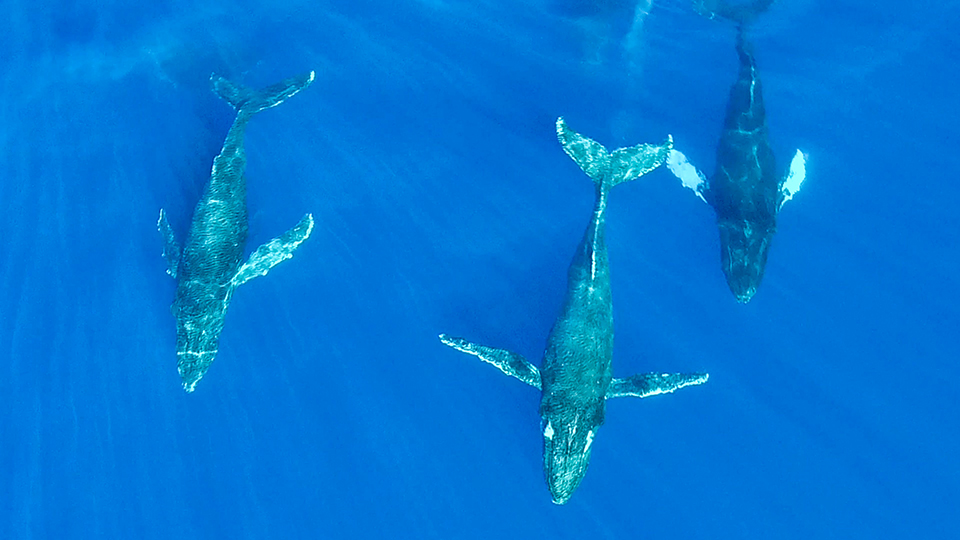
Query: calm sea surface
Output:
[[1, 1, 958, 538]]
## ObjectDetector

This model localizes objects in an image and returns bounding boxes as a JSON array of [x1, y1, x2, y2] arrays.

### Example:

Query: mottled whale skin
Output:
[[158, 71, 316, 393], [440, 118, 708, 504], [668, 0, 806, 302]]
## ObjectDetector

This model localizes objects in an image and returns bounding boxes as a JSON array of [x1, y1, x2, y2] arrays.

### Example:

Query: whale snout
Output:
[[541, 416, 597, 505], [548, 473, 581, 505], [544, 444, 591, 505], [727, 274, 759, 303], [718, 219, 773, 303], [174, 314, 224, 393], [172, 281, 232, 393], [177, 349, 217, 393]]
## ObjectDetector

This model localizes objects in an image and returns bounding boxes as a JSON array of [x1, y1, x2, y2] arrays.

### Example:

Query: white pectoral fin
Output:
[[780, 149, 807, 210], [232, 213, 315, 287], [607, 371, 709, 399], [439, 334, 542, 389], [157, 209, 180, 279], [666, 148, 708, 203]]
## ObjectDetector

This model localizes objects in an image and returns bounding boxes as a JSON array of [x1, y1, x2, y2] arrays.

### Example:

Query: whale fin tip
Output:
[[158, 208, 181, 279]]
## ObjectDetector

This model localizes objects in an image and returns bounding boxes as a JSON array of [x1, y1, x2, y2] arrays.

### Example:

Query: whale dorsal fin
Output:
[[607, 371, 709, 399], [157, 209, 181, 279], [439, 334, 542, 389], [779, 149, 806, 210], [232, 213, 314, 287], [556, 117, 672, 188]]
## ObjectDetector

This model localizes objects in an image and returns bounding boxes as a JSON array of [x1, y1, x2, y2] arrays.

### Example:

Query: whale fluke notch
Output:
[[157, 209, 181, 279], [439, 334, 542, 389], [607, 372, 710, 399], [232, 213, 315, 287], [212, 70, 316, 116], [556, 117, 673, 187]]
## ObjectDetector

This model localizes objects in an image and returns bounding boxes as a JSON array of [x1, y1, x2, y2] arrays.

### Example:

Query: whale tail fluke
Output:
[[694, 0, 773, 24], [212, 71, 316, 116], [556, 117, 672, 188]]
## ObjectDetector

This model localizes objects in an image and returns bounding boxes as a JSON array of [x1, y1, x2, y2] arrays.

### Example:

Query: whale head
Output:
[[175, 318, 223, 393], [173, 282, 229, 393], [540, 401, 604, 504], [718, 218, 774, 303]]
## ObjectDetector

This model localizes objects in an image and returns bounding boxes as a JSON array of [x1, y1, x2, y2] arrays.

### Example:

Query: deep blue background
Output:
[[2, 0, 958, 538]]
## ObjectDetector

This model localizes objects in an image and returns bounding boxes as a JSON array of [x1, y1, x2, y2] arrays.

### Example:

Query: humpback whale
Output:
[[668, 0, 806, 302], [440, 118, 709, 504], [158, 71, 316, 393]]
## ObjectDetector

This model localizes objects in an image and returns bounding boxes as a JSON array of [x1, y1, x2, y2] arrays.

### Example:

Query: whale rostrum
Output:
[[668, 0, 807, 303], [440, 118, 709, 505], [159, 71, 316, 393]]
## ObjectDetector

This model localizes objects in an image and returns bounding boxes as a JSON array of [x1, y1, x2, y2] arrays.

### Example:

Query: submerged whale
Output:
[[158, 71, 316, 393], [440, 118, 708, 504], [668, 0, 806, 302]]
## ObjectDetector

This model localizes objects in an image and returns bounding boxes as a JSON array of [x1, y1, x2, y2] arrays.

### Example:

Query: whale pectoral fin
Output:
[[666, 148, 709, 204], [157, 209, 180, 279], [232, 213, 315, 287], [779, 149, 807, 210], [439, 334, 542, 389], [607, 371, 709, 399]]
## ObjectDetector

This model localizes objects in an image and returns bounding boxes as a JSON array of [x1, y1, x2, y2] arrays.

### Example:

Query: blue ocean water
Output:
[[2, 0, 958, 538]]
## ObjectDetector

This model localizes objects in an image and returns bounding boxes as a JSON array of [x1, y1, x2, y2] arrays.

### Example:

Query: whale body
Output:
[[440, 118, 708, 504], [159, 71, 316, 393], [668, 0, 806, 302]]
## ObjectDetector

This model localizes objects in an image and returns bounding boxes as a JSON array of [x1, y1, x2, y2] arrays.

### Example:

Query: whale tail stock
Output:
[[212, 70, 316, 116], [694, 0, 772, 62], [556, 117, 672, 188]]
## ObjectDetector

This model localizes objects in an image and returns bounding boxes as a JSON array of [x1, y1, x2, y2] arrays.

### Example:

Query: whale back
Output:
[[710, 28, 779, 225]]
